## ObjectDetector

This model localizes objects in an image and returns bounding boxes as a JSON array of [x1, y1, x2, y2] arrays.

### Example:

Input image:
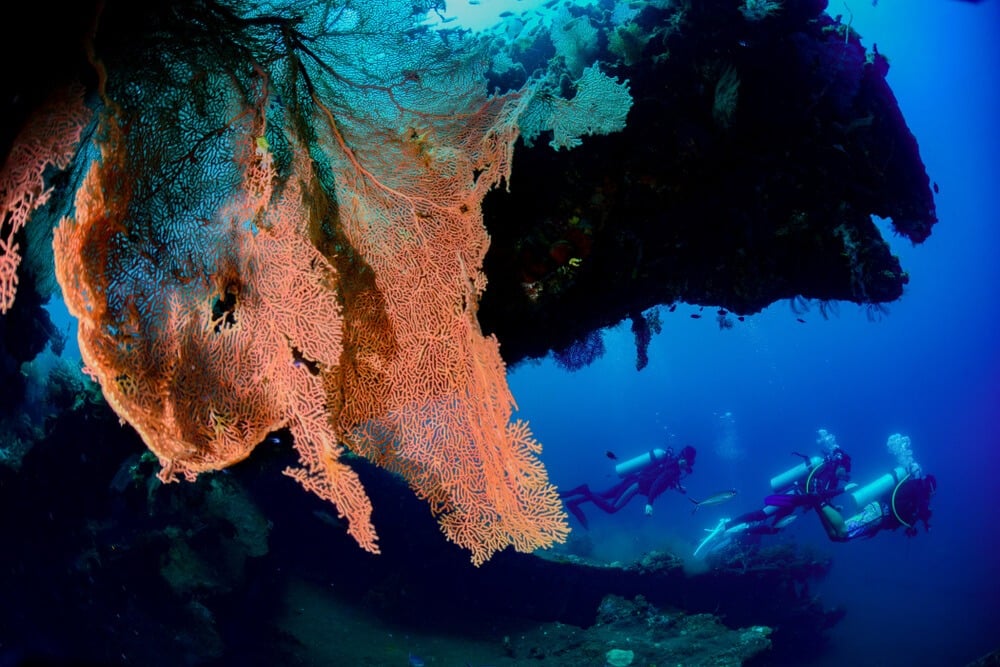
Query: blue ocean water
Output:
[[508, 1, 1000, 664]]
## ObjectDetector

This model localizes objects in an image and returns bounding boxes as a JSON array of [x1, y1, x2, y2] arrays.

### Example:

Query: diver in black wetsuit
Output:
[[726, 442, 853, 535], [560, 446, 696, 528]]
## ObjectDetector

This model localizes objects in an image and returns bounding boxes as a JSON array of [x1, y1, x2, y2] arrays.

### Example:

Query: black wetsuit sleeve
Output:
[[645, 467, 678, 505]]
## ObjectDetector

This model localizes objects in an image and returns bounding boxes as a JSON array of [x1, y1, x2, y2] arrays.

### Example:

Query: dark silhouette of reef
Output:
[[479, 0, 937, 363], [1, 0, 938, 371], [0, 391, 840, 666]]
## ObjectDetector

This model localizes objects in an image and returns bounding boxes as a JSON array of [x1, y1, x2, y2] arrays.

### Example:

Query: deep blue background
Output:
[[508, 2, 1000, 664]]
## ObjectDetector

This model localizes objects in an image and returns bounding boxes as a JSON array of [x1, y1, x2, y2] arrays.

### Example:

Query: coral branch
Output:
[[0, 84, 90, 313]]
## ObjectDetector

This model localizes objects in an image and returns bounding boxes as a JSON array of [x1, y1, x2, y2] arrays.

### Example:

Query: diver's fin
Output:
[[693, 518, 729, 558]]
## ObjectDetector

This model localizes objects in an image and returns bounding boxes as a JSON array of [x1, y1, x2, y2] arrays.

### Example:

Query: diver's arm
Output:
[[816, 503, 849, 542], [645, 470, 672, 505]]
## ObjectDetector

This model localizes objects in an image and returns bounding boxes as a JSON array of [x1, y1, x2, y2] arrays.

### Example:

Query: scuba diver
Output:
[[716, 429, 851, 537], [694, 430, 935, 558], [560, 445, 696, 528], [814, 467, 936, 541]]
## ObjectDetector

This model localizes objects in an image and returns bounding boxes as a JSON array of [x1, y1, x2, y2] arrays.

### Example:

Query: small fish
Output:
[[690, 313, 701, 319], [668, 303, 677, 312], [689, 489, 738, 513], [605, 450, 618, 460], [796, 318, 807, 323]]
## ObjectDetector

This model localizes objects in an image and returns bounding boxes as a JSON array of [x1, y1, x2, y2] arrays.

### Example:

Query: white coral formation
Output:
[[740, 0, 783, 22], [551, 6, 599, 78], [521, 65, 633, 151]]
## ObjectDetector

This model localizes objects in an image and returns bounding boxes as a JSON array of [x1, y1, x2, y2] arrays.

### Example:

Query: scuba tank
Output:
[[769, 456, 824, 492], [849, 466, 908, 510], [615, 448, 668, 477]]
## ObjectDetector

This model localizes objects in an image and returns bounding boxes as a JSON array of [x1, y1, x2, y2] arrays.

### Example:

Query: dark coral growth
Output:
[[553, 328, 606, 371], [479, 0, 937, 363], [0, 384, 279, 665], [505, 594, 772, 665], [0, 381, 840, 665], [630, 308, 661, 371], [1, 0, 937, 371]]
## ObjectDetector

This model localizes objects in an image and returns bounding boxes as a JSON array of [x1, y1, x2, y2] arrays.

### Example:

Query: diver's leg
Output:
[[728, 508, 769, 527], [563, 496, 591, 529], [605, 482, 640, 513], [565, 480, 637, 516], [559, 484, 592, 499], [580, 480, 628, 513], [559, 485, 598, 528]]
